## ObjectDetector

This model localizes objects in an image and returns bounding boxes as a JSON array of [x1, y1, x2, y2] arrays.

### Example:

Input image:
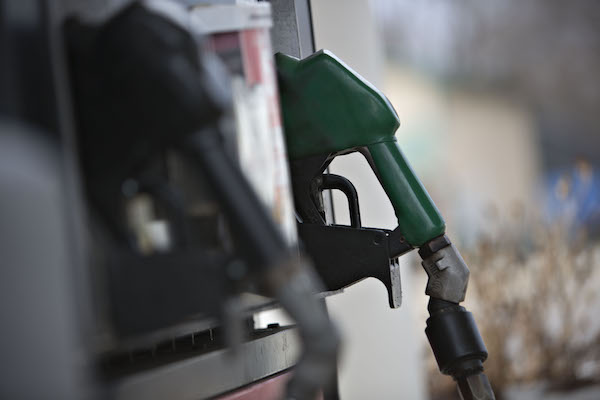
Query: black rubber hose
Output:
[[183, 131, 340, 400]]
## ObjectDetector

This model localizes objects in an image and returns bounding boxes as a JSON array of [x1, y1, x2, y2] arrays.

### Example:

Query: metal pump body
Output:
[[277, 50, 495, 400], [66, 5, 339, 399]]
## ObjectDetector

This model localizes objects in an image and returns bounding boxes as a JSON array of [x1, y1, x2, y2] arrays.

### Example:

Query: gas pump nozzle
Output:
[[277, 50, 495, 400]]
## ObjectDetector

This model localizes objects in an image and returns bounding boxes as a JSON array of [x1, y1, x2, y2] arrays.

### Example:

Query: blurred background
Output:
[[311, 0, 600, 399]]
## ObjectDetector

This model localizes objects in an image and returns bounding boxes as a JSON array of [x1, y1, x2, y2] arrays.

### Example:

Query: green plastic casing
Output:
[[276, 50, 446, 246]]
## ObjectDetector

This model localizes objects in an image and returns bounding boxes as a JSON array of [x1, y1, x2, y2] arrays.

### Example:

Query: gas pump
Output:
[[66, 4, 339, 399]]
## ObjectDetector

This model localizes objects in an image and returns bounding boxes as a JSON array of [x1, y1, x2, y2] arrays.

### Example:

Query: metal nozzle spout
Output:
[[456, 373, 496, 400], [425, 298, 496, 400]]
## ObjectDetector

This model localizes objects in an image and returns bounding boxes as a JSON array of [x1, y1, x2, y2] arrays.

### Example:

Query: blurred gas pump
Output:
[[277, 50, 495, 400], [65, 3, 338, 399]]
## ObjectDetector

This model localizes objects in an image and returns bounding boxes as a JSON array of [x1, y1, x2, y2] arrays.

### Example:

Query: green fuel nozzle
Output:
[[277, 50, 495, 400], [276, 51, 445, 246]]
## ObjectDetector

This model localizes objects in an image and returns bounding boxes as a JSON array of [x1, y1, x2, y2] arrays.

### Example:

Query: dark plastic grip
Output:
[[425, 308, 488, 377]]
